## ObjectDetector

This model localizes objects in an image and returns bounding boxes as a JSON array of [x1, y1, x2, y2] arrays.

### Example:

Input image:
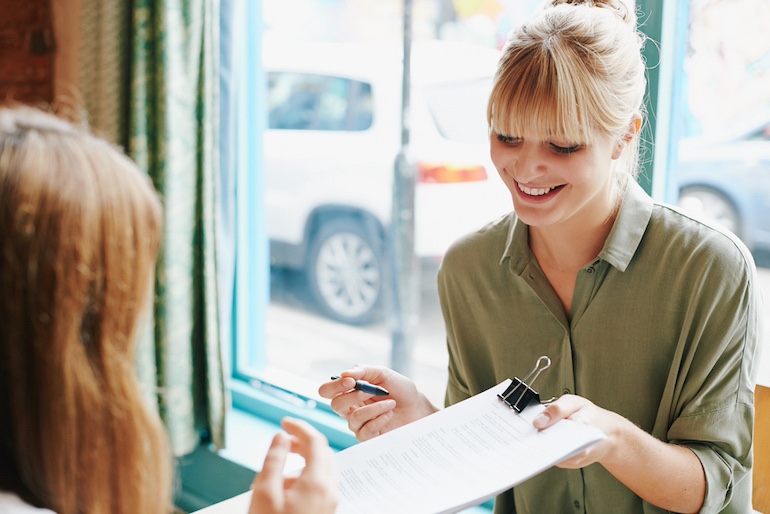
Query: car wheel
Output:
[[677, 186, 742, 236], [306, 217, 384, 325]]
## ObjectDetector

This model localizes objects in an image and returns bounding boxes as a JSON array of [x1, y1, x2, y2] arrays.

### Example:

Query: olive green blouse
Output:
[[437, 180, 761, 513]]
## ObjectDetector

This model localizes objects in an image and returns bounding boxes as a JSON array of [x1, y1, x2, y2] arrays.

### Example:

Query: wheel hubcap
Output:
[[316, 233, 380, 318]]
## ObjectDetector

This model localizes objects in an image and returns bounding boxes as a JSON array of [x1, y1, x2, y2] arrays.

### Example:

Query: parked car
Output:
[[263, 40, 512, 324], [675, 110, 770, 257]]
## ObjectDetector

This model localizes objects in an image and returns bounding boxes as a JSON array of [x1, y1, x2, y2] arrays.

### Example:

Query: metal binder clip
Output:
[[498, 356, 551, 413]]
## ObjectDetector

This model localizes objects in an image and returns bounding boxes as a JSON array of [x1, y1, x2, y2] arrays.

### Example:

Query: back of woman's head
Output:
[[0, 105, 172, 514], [488, 0, 647, 179]]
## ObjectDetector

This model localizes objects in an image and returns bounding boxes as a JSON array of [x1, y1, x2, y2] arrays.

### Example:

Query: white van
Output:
[[264, 39, 512, 324]]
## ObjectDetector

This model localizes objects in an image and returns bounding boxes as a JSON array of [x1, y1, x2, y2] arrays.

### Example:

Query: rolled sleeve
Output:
[[670, 403, 753, 512]]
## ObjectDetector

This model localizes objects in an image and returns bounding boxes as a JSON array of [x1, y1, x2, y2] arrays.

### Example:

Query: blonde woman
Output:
[[0, 105, 337, 514], [320, 1, 761, 512]]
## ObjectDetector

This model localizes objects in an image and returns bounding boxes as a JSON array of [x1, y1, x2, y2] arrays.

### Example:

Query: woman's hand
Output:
[[532, 395, 705, 513], [318, 365, 438, 441], [531, 394, 624, 468], [249, 417, 338, 514]]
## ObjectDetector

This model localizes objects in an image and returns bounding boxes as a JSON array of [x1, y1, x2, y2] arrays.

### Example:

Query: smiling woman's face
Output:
[[489, 127, 624, 231]]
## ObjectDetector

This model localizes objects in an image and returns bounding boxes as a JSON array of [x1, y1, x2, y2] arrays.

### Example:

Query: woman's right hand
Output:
[[317, 365, 438, 441], [249, 417, 338, 514]]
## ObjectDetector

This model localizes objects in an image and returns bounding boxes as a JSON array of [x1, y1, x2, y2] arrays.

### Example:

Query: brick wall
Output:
[[0, 0, 53, 105]]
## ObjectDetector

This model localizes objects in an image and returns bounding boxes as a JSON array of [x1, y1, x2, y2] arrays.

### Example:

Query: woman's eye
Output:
[[497, 134, 521, 145], [550, 143, 582, 154]]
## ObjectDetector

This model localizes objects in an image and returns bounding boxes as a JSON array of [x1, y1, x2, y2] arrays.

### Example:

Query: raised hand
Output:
[[249, 417, 338, 514]]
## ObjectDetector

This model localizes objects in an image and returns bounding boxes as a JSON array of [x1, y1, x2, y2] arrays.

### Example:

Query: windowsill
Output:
[[220, 379, 493, 513], [219, 406, 290, 472]]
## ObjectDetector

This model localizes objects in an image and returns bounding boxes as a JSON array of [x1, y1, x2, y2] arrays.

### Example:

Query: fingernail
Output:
[[272, 432, 289, 447], [533, 413, 549, 428]]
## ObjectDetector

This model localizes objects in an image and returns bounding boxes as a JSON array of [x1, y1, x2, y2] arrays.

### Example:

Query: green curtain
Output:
[[79, 0, 227, 457], [78, 0, 130, 145]]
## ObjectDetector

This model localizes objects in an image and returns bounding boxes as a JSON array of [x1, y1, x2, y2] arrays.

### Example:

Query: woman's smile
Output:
[[516, 181, 566, 201], [491, 127, 623, 229]]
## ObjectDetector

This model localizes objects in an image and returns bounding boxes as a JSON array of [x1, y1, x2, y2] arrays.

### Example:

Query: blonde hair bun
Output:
[[548, 0, 636, 27]]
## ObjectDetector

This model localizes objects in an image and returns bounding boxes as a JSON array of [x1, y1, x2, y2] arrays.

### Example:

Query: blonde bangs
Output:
[[488, 43, 598, 145]]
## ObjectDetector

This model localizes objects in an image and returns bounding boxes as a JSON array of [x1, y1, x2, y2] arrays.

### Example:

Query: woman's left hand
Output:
[[531, 394, 626, 469], [532, 394, 705, 513]]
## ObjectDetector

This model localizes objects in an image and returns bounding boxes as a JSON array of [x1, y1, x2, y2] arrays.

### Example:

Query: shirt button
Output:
[[586, 267, 594, 274], [563, 388, 571, 395], [573, 500, 581, 509]]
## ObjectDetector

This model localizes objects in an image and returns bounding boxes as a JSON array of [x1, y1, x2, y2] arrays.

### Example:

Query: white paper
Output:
[[194, 380, 604, 514], [333, 380, 604, 514]]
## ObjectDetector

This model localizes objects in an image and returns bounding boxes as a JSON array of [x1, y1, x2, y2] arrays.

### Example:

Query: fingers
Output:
[[281, 418, 339, 513], [249, 431, 291, 513], [530, 396, 607, 470], [318, 375, 358, 400], [249, 419, 338, 514], [280, 417, 334, 469], [318, 365, 393, 399], [347, 399, 397, 440], [329, 388, 387, 420], [319, 366, 431, 442], [555, 451, 592, 470], [532, 394, 585, 429], [320, 366, 396, 425], [328, 394, 396, 439]]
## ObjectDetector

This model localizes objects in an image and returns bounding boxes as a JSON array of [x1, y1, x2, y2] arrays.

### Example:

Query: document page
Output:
[[333, 379, 604, 514], [193, 380, 604, 514]]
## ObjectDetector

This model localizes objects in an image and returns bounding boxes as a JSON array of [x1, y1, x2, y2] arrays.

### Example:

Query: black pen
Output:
[[331, 375, 390, 397]]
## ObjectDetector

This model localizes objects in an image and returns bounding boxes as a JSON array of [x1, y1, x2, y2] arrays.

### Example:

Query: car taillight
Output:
[[418, 162, 488, 183]]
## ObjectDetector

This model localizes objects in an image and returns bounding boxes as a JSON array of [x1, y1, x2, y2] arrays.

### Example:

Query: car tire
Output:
[[306, 217, 385, 325], [677, 186, 742, 237]]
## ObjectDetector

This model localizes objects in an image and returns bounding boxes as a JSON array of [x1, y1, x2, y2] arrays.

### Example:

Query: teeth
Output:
[[518, 183, 552, 196]]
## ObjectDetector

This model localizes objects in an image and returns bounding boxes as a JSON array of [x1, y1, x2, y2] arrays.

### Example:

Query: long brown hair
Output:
[[0, 105, 173, 513]]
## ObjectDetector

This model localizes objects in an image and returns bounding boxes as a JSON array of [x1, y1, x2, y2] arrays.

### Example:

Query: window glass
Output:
[[673, 0, 770, 277], [672, 0, 770, 388], [236, 0, 770, 425], [747, 122, 770, 141], [424, 78, 493, 144], [267, 73, 372, 131], [246, 4, 519, 406]]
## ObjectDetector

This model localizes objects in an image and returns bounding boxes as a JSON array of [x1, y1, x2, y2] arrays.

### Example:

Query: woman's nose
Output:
[[505, 146, 543, 182]]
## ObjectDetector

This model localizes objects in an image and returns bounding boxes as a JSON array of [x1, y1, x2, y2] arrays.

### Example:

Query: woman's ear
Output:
[[623, 115, 642, 142], [613, 115, 642, 159]]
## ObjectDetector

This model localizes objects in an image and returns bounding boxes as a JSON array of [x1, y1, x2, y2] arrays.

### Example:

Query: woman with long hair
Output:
[[0, 105, 337, 514]]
